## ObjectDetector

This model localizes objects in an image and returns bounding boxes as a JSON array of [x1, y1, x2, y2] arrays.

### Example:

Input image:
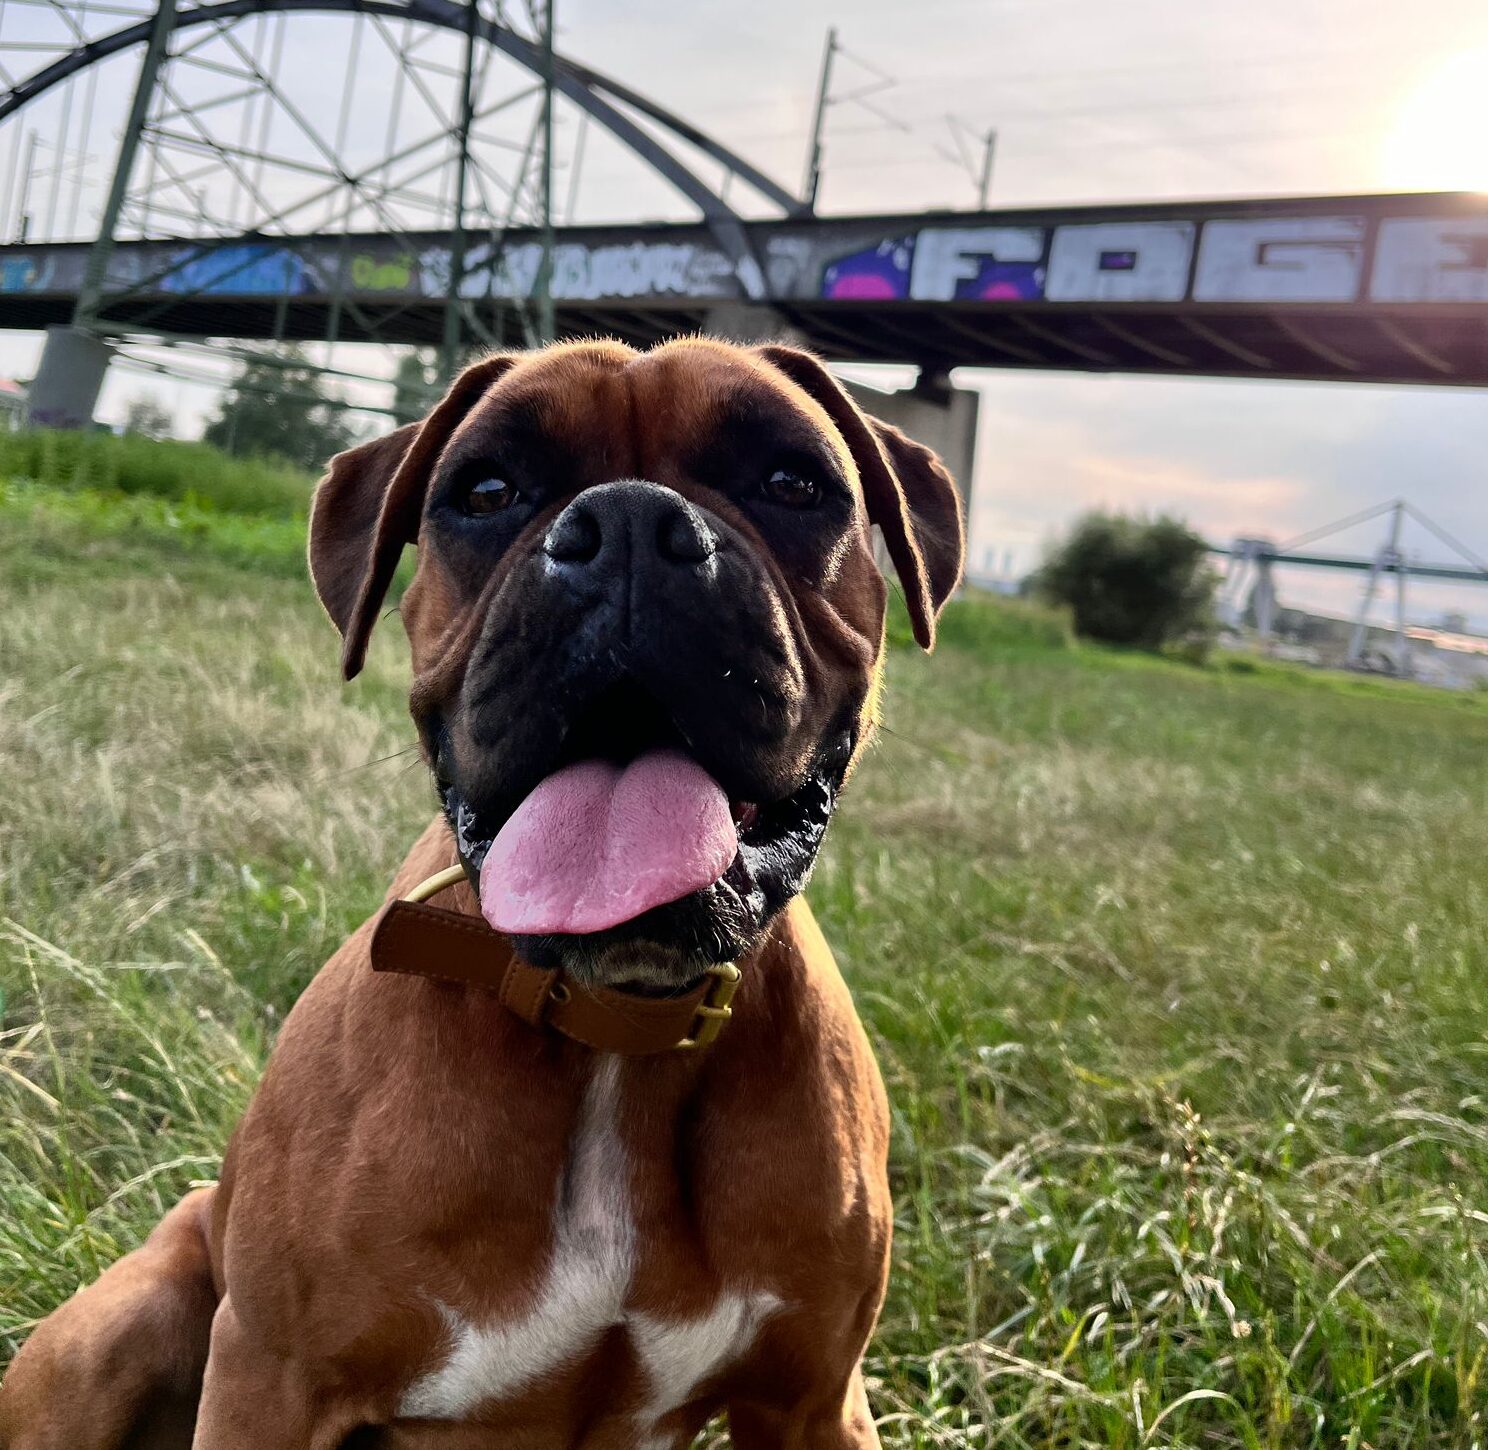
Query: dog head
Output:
[[309, 339, 963, 986]]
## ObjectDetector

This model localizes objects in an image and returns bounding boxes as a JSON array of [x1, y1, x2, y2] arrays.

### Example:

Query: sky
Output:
[[553, 0, 1488, 626], [2, 0, 1486, 627]]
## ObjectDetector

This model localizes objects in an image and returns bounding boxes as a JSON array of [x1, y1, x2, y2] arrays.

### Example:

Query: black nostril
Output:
[[544, 504, 602, 564], [542, 481, 716, 575], [658, 504, 717, 564]]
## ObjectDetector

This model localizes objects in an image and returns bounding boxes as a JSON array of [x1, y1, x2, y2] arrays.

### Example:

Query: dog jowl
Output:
[[0, 337, 964, 1450]]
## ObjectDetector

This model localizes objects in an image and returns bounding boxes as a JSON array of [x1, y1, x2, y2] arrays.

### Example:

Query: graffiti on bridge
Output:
[[0, 205, 1485, 308]]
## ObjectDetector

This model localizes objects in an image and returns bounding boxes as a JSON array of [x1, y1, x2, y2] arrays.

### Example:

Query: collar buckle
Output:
[[676, 962, 742, 1050]]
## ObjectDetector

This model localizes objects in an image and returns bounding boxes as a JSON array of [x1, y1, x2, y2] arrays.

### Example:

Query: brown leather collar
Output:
[[369, 897, 741, 1055]]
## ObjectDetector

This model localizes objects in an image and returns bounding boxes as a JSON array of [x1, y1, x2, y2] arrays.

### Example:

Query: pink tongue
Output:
[[480, 748, 739, 935]]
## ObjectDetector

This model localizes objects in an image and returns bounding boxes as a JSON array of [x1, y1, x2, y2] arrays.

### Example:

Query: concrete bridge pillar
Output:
[[26, 325, 113, 430], [845, 370, 978, 520]]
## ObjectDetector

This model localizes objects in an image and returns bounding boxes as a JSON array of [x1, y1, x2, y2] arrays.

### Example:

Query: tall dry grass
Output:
[[3, 490, 1487, 1446]]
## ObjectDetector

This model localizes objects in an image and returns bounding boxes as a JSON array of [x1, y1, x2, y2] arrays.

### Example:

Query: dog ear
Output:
[[309, 353, 518, 679], [756, 345, 965, 650], [308, 422, 417, 677]]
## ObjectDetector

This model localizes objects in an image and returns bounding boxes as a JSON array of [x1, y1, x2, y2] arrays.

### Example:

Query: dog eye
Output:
[[763, 468, 822, 509], [462, 477, 519, 515]]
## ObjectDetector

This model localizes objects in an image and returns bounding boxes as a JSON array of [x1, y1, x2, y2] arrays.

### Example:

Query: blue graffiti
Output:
[[159, 244, 308, 296], [0, 256, 42, 293]]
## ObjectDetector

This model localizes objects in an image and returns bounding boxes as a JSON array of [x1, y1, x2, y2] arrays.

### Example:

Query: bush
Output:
[[884, 588, 1073, 653], [0, 430, 313, 518], [1032, 510, 1217, 651]]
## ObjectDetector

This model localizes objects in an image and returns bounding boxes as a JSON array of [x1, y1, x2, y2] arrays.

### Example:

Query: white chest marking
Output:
[[397, 1056, 780, 1427], [631, 1290, 783, 1449], [399, 1056, 635, 1419]]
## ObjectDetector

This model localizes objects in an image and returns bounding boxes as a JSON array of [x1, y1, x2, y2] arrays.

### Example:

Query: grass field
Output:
[[2, 446, 1487, 1447]]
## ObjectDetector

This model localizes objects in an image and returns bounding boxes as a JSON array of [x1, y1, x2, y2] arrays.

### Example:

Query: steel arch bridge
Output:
[[0, 0, 800, 266], [1, 0, 1487, 433], [0, 0, 809, 423]]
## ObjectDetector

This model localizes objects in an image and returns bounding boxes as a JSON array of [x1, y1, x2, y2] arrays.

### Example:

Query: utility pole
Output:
[[977, 126, 996, 208], [534, 0, 556, 342], [442, 0, 479, 379], [801, 27, 836, 213], [13, 131, 37, 242]]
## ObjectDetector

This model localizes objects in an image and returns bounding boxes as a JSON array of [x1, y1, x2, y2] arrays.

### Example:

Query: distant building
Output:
[[1242, 601, 1488, 688], [966, 544, 1024, 597]]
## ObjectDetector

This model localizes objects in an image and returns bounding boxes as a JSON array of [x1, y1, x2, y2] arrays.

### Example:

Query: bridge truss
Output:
[[1216, 500, 1488, 677], [0, 0, 799, 420], [5, 3, 1488, 430]]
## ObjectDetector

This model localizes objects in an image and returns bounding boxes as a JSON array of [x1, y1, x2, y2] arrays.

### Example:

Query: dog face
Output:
[[309, 339, 963, 984]]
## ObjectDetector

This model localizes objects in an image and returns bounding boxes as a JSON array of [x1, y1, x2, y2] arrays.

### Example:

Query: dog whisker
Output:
[[312, 744, 422, 783]]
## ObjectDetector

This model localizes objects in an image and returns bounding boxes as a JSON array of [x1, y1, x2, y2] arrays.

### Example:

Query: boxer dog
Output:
[[0, 338, 963, 1449]]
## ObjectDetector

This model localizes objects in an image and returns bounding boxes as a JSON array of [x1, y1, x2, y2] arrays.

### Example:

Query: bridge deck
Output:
[[2, 190, 1486, 384]]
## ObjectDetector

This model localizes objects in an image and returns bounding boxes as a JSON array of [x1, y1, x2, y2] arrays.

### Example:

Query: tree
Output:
[[123, 393, 174, 440], [202, 346, 358, 470], [392, 348, 439, 427], [1033, 511, 1217, 650]]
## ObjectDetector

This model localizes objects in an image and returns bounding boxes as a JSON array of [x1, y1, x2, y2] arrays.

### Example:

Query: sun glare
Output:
[[1382, 47, 1488, 192]]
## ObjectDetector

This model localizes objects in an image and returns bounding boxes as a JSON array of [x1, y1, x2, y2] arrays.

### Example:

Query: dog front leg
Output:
[[0, 1187, 218, 1450], [728, 1366, 881, 1450], [190, 1298, 377, 1450]]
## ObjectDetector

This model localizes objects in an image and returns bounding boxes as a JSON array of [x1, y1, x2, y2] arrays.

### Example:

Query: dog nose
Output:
[[542, 481, 717, 572]]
